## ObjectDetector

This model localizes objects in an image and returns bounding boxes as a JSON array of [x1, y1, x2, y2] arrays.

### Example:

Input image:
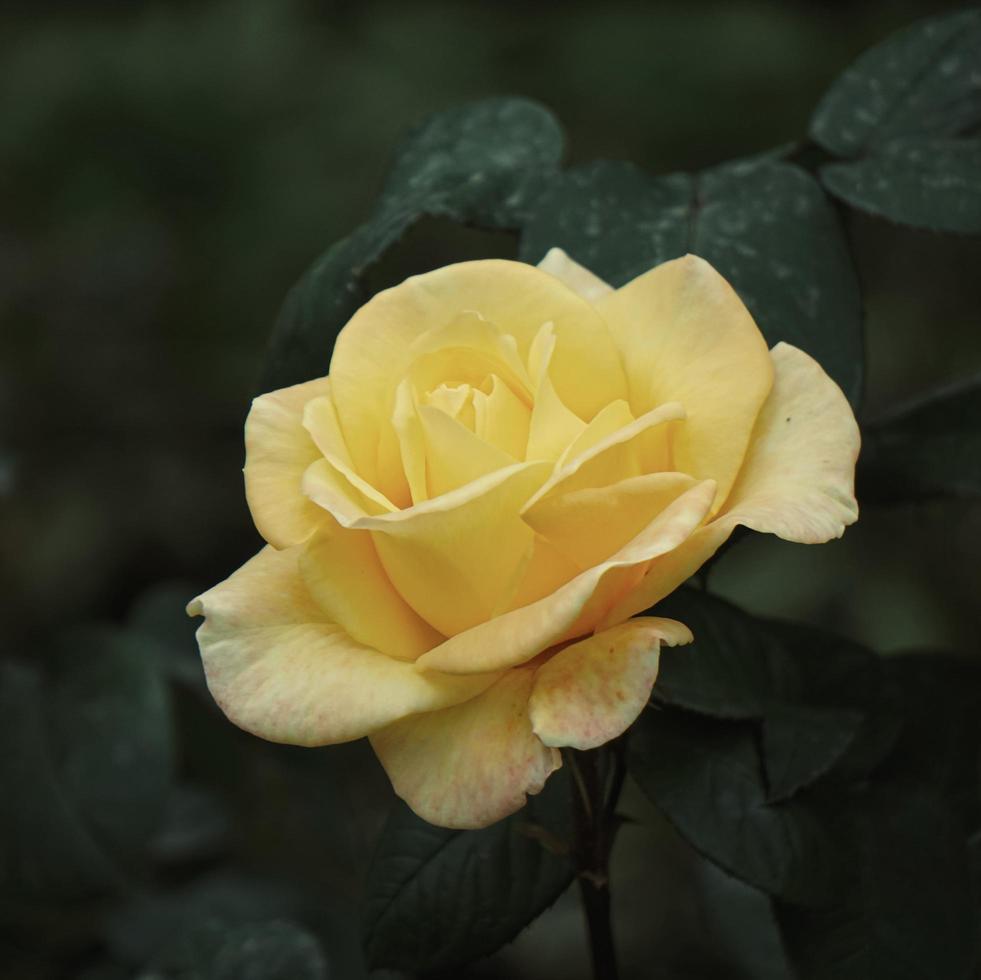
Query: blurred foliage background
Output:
[[2, 1, 979, 978]]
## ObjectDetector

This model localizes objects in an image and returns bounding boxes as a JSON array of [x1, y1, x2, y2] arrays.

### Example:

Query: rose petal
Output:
[[596, 254, 774, 509], [500, 532, 583, 612], [302, 456, 393, 525], [306, 459, 553, 636], [716, 342, 860, 542], [370, 668, 561, 829], [417, 403, 516, 498], [330, 260, 627, 491], [599, 343, 860, 627], [407, 311, 532, 401], [472, 375, 531, 460], [301, 390, 354, 465], [244, 377, 331, 548], [529, 617, 692, 750], [393, 378, 428, 505], [302, 399, 397, 514], [523, 471, 698, 569], [524, 320, 588, 461], [187, 546, 498, 746], [560, 398, 635, 465], [525, 401, 686, 508], [300, 526, 443, 662], [537, 247, 613, 303], [414, 478, 716, 674]]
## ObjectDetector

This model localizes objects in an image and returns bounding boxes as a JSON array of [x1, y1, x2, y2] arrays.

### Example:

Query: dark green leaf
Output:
[[763, 704, 864, 803], [520, 158, 863, 405], [362, 770, 574, 973], [698, 860, 796, 980], [811, 10, 981, 232], [105, 871, 301, 968], [629, 707, 841, 904], [0, 661, 117, 897], [128, 580, 208, 690], [264, 97, 562, 390], [49, 625, 176, 861], [858, 374, 981, 503], [262, 211, 413, 391], [779, 780, 977, 980], [765, 620, 901, 784], [879, 652, 981, 828], [653, 590, 895, 794], [149, 784, 230, 865], [202, 921, 328, 980], [519, 159, 691, 283], [821, 138, 981, 233], [653, 589, 801, 720], [379, 95, 564, 229], [0, 626, 175, 899], [810, 9, 981, 157]]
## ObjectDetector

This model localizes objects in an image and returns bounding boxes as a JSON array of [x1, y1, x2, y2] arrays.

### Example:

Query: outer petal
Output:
[[596, 254, 774, 509], [187, 546, 497, 747], [300, 526, 443, 662], [529, 617, 692, 750], [713, 342, 860, 542], [370, 668, 561, 830], [537, 247, 613, 303], [414, 478, 716, 675], [330, 259, 627, 490], [599, 343, 860, 628], [244, 377, 331, 548]]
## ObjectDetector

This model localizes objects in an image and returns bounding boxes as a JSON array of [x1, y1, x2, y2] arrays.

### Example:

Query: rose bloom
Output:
[[188, 250, 859, 829]]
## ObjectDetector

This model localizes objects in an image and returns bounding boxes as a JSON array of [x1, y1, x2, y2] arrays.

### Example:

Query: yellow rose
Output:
[[188, 250, 859, 829]]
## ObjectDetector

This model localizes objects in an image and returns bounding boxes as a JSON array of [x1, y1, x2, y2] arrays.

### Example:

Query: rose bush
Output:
[[188, 249, 859, 829]]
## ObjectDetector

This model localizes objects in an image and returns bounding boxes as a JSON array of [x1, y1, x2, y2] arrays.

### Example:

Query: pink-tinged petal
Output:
[[300, 526, 443, 662], [330, 260, 627, 490], [414, 479, 716, 675], [370, 668, 561, 829], [529, 617, 693, 750], [187, 546, 497, 747], [596, 254, 774, 509], [537, 247, 614, 303], [244, 377, 331, 548], [599, 343, 860, 628]]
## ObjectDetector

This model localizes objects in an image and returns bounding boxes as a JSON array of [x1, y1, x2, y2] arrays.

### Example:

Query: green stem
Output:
[[568, 745, 623, 980]]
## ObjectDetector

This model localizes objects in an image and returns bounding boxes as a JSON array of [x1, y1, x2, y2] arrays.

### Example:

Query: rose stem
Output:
[[567, 744, 624, 980]]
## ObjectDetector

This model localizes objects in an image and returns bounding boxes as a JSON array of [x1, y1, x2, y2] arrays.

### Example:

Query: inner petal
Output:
[[525, 401, 687, 510], [522, 471, 699, 569], [472, 375, 532, 460], [418, 403, 515, 499], [426, 382, 476, 430]]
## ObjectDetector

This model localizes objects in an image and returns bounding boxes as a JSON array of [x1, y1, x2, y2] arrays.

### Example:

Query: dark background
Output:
[[2, 2, 979, 978]]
